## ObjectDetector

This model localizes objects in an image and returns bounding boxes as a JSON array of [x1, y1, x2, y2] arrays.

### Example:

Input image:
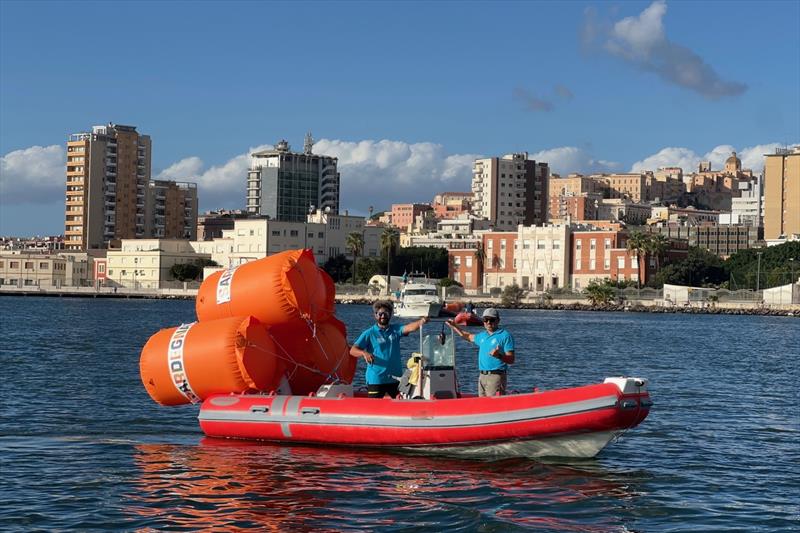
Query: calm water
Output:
[[1, 296, 798, 531]]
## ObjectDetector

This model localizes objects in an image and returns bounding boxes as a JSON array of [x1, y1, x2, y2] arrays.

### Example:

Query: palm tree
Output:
[[646, 234, 669, 277], [346, 231, 364, 285], [625, 232, 648, 289], [380, 227, 400, 295], [473, 243, 486, 290]]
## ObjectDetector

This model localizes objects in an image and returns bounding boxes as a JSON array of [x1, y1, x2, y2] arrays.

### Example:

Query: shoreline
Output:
[[3, 289, 794, 316]]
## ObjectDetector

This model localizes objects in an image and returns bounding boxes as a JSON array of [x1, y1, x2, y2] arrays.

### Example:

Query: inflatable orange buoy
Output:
[[269, 316, 355, 395], [196, 249, 328, 325], [140, 316, 284, 406]]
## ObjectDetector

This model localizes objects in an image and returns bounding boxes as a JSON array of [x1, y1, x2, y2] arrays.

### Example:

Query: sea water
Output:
[[1, 297, 798, 531]]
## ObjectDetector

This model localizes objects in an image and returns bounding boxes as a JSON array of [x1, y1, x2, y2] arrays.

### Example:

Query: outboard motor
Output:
[[418, 331, 458, 399]]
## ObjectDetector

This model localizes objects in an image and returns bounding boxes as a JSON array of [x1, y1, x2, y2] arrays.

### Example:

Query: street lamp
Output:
[[789, 258, 796, 286]]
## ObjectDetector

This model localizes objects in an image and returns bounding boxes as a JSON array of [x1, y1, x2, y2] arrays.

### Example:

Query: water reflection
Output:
[[128, 439, 643, 531]]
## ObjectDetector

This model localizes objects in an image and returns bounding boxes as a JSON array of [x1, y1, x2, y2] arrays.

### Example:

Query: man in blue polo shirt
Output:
[[447, 308, 515, 396], [350, 300, 429, 398]]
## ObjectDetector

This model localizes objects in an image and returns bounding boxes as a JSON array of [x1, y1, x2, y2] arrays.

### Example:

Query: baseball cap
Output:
[[482, 308, 500, 319]]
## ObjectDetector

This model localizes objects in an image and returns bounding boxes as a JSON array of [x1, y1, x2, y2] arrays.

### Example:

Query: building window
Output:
[[605, 238, 611, 249], [553, 241, 561, 249], [24, 262, 33, 269], [590, 259, 596, 270], [631, 257, 638, 269], [523, 240, 530, 250], [454, 256, 461, 266], [576, 241, 582, 250], [290, 230, 298, 237], [590, 239, 596, 250], [604, 259, 610, 269], [617, 256, 625, 268], [271, 230, 280, 236], [537, 240, 545, 249], [39, 262, 49, 269], [466, 256, 473, 268], [576, 259, 581, 270]]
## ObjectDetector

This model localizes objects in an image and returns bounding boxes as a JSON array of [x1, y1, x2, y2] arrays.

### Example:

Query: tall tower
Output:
[[246, 137, 340, 222], [471, 153, 549, 230], [763, 146, 800, 240], [64, 123, 151, 250]]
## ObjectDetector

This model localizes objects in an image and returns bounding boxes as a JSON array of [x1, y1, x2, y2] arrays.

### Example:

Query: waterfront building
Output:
[[246, 135, 340, 222], [471, 153, 549, 230], [570, 230, 642, 289], [481, 231, 519, 290], [65, 123, 152, 251], [106, 239, 211, 289], [516, 225, 570, 293], [0, 252, 88, 288], [145, 180, 198, 240], [763, 146, 800, 240]]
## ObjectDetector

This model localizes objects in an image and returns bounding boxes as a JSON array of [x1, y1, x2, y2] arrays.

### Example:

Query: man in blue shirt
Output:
[[447, 308, 515, 396], [350, 300, 429, 398]]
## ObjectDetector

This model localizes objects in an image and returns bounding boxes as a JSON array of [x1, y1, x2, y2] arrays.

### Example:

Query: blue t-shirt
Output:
[[473, 328, 515, 372], [353, 323, 406, 385]]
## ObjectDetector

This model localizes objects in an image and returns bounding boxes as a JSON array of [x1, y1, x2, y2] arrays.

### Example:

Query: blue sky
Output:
[[1, 0, 798, 236]]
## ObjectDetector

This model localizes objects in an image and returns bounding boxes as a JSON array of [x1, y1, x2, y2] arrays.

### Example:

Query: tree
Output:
[[625, 232, 648, 289], [170, 263, 201, 281], [646, 233, 669, 273], [654, 247, 725, 287], [584, 279, 616, 305], [501, 283, 526, 307], [473, 243, 486, 290], [380, 227, 400, 294], [345, 232, 365, 284], [438, 277, 463, 288], [322, 254, 353, 283]]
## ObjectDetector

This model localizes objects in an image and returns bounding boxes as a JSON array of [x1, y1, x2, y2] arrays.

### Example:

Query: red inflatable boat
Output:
[[454, 311, 482, 326], [198, 377, 651, 458]]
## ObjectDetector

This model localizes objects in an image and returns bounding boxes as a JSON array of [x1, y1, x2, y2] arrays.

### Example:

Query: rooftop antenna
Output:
[[304, 132, 314, 155]]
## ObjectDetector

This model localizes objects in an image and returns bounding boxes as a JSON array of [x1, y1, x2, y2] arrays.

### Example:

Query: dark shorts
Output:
[[368, 382, 399, 398]]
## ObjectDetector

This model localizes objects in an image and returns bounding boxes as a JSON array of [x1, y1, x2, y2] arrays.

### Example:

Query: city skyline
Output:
[[1, 0, 799, 236]]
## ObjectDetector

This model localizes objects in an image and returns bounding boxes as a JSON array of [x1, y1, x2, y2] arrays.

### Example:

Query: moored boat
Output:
[[454, 311, 482, 326], [198, 377, 651, 458], [394, 281, 443, 318]]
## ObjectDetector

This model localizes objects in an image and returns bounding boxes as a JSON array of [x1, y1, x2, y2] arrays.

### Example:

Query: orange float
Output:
[[140, 316, 284, 406], [270, 316, 355, 395], [196, 249, 328, 325]]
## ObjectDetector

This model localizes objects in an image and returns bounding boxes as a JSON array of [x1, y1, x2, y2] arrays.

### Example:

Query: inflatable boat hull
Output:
[[198, 378, 651, 458]]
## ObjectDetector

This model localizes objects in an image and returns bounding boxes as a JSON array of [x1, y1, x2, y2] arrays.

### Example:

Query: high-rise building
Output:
[[246, 135, 340, 222], [763, 147, 800, 240], [64, 124, 151, 251], [471, 153, 549, 231], [145, 180, 198, 240]]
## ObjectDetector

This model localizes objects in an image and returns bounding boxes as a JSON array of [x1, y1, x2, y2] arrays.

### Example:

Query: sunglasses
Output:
[[483, 317, 497, 323], [376, 311, 392, 317]]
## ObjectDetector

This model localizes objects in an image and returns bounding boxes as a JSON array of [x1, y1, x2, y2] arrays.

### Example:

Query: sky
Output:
[[1, 0, 798, 236]]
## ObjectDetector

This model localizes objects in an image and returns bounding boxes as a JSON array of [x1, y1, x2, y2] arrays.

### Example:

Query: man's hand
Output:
[[491, 347, 504, 359], [363, 352, 375, 364]]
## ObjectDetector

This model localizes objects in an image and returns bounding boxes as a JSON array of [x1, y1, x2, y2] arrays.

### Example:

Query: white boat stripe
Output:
[[199, 395, 621, 429]]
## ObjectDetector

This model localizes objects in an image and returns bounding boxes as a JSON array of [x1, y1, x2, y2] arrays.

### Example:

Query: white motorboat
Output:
[[394, 281, 443, 318]]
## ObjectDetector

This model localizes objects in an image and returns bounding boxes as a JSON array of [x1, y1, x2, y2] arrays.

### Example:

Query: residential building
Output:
[[146, 180, 198, 240], [390, 203, 433, 231], [516, 225, 570, 293], [548, 192, 602, 223], [763, 146, 800, 240], [197, 209, 247, 241], [471, 153, 549, 230], [64, 123, 151, 251], [648, 206, 720, 225], [246, 135, 340, 222], [597, 199, 652, 225], [432, 192, 472, 219]]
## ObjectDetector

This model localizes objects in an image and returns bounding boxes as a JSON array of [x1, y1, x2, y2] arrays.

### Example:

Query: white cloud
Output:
[[583, 1, 746, 99], [0, 145, 65, 204], [630, 142, 797, 173], [313, 139, 481, 212], [529, 146, 621, 176]]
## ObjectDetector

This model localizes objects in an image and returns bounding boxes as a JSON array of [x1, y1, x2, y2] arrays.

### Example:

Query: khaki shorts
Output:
[[478, 373, 507, 397]]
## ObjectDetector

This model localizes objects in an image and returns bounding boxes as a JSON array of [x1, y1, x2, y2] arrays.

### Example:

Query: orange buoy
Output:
[[196, 249, 328, 325], [140, 316, 283, 406], [318, 267, 336, 321], [270, 316, 355, 395]]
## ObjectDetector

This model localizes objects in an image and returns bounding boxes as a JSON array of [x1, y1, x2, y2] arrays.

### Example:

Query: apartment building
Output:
[[648, 224, 760, 258], [390, 203, 433, 230], [763, 146, 800, 240], [197, 210, 247, 241], [246, 135, 340, 222], [570, 230, 640, 289], [548, 193, 602, 222], [146, 180, 198, 240], [65, 123, 152, 251], [432, 192, 472, 220], [106, 239, 211, 289], [471, 153, 549, 230]]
